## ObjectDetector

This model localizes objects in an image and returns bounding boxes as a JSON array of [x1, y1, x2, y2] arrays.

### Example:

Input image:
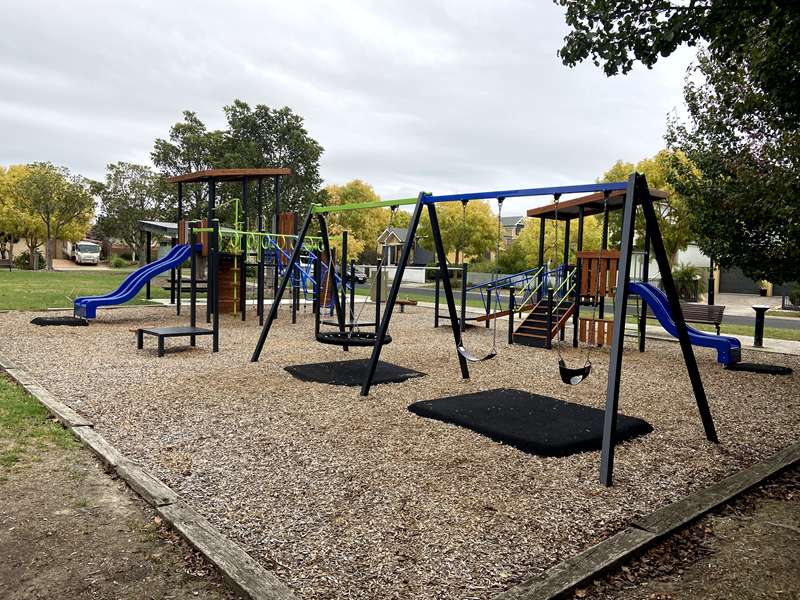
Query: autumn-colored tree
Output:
[[500, 216, 603, 273], [11, 163, 94, 270], [321, 180, 408, 263], [417, 200, 499, 265], [0, 165, 47, 268]]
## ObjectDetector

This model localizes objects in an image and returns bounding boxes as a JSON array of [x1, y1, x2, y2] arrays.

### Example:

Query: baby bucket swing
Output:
[[456, 198, 504, 363]]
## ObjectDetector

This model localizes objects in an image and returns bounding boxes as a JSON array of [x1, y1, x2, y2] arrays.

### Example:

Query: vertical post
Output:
[[546, 287, 554, 350], [538, 216, 545, 267], [573, 206, 585, 347], [362, 194, 451, 396], [434, 271, 440, 328], [599, 191, 610, 320], [272, 177, 280, 302], [257, 177, 265, 324], [145, 230, 152, 300], [206, 178, 216, 324], [485, 286, 491, 329], [252, 209, 314, 362], [753, 306, 767, 347], [708, 257, 715, 305], [176, 182, 184, 316], [349, 260, 356, 325], [639, 228, 651, 352], [599, 177, 637, 486], [319, 216, 347, 350], [240, 176, 249, 321], [314, 256, 321, 334], [375, 257, 382, 328], [211, 219, 219, 353], [460, 264, 468, 333], [341, 231, 348, 325], [190, 221, 197, 340], [563, 218, 571, 267], [292, 285, 298, 324], [170, 235, 176, 306], [508, 287, 515, 345]]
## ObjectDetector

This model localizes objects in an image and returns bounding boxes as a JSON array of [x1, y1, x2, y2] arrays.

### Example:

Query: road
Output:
[[355, 283, 800, 330]]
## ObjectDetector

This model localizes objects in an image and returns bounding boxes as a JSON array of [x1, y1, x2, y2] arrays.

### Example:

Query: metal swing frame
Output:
[[350, 175, 717, 487]]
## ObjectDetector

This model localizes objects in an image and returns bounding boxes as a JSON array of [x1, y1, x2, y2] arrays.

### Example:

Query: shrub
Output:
[[672, 263, 707, 300], [109, 255, 129, 269], [15, 251, 45, 270], [789, 282, 800, 306]]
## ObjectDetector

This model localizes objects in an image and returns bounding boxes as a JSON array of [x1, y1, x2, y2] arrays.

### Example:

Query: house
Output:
[[500, 215, 526, 247], [376, 227, 433, 266]]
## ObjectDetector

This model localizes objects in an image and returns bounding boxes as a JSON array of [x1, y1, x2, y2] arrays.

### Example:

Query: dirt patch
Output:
[[0, 438, 240, 600], [578, 466, 800, 599]]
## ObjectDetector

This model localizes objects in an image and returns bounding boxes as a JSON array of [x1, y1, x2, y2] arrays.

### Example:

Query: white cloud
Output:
[[1, 0, 695, 206]]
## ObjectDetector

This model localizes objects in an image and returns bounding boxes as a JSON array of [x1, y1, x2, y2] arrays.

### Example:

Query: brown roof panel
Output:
[[526, 188, 668, 220]]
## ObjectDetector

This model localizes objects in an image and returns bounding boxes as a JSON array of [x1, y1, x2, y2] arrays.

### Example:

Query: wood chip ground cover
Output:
[[1, 306, 797, 600]]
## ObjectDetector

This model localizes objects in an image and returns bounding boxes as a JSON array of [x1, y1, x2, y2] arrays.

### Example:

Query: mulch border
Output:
[[2, 351, 798, 600], [0, 353, 295, 600]]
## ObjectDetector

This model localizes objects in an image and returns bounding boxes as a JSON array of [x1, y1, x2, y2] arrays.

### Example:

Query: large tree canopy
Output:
[[152, 100, 324, 222], [555, 0, 800, 123], [94, 162, 170, 263], [666, 50, 800, 284]]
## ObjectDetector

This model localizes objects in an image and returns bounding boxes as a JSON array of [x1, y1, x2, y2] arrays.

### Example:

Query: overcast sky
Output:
[[2, 0, 695, 210]]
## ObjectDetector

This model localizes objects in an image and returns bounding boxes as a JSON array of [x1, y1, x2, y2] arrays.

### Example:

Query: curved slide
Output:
[[75, 243, 199, 319], [628, 282, 741, 366]]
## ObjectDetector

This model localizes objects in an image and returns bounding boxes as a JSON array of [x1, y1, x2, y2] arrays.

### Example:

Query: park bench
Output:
[[647, 301, 725, 334], [0, 258, 13, 271], [396, 298, 418, 313]]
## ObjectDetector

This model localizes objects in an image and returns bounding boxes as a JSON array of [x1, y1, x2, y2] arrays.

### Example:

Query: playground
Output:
[[0, 295, 797, 599]]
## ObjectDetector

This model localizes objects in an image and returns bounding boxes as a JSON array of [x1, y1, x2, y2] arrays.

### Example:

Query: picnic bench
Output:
[[647, 301, 725, 334], [136, 326, 214, 357]]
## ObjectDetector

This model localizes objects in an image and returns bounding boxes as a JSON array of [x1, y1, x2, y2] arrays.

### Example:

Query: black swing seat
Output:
[[558, 359, 591, 385], [315, 331, 392, 347], [457, 344, 497, 363]]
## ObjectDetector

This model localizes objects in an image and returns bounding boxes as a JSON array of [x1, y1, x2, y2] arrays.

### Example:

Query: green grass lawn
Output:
[[0, 376, 75, 474], [0, 270, 172, 311]]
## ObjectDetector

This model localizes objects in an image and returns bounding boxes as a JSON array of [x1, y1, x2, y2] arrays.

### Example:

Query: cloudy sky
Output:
[[2, 1, 696, 207]]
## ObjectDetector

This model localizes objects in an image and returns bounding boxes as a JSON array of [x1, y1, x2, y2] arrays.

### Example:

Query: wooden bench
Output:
[[396, 299, 418, 313], [0, 258, 13, 271], [136, 326, 214, 357], [646, 302, 725, 334]]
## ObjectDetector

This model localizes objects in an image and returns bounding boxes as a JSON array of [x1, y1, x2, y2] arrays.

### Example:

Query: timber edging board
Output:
[[496, 439, 800, 599], [0, 354, 295, 600]]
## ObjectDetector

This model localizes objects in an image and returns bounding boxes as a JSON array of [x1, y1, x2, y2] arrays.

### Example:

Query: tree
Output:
[[504, 216, 603, 272], [598, 151, 693, 267], [0, 165, 46, 269], [417, 201, 499, 264], [320, 180, 401, 263], [12, 163, 94, 270], [554, 0, 800, 124], [666, 50, 800, 283], [94, 163, 170, 264], [152, 101, 324, 222]]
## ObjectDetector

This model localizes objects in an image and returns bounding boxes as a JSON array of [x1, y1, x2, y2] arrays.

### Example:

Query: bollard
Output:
[[752, 304, 769, 348]]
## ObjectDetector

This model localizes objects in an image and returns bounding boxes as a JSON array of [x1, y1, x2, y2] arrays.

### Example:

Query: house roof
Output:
[[377, 226, 409, 244], [500, 215, 526, 227], [138, 221, 178, 236]]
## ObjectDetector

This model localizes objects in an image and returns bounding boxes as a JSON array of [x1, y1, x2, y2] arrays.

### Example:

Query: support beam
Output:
[[599, 175, 638, 486], [257, 177, 265, 324], [538, 216, 545, 267], [206, 177, 216, 324], [638, 228, 650, 352], [145, 230, 152, 300], [239, 176, 249, 321]]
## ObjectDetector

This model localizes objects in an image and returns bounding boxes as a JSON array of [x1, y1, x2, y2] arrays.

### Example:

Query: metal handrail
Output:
[[551, 268, 577, 313], [466, 266, 543, 292]]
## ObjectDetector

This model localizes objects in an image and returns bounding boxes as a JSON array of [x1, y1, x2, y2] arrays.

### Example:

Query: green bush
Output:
[[789, 282, 800, 306], [14, 251, 45, 270], [109, 255, 129, 269], [672, 263, 707, 300]]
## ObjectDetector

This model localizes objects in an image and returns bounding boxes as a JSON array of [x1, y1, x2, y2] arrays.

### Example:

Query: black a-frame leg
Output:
[[599, 173, 639, 486], [641, 186, 718, 444], [251, 209, 314, 362], [361, 193, 429, 395]]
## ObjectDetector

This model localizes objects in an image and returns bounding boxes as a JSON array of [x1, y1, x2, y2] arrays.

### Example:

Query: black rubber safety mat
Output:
[[408, 388, 653, 457], [725, 362, 793, 375], [285, 359, 425, 386], [30, 316, 89, 326]]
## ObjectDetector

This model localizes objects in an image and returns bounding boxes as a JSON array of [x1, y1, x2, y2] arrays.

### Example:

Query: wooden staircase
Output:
[[513, 298, 575, 348]]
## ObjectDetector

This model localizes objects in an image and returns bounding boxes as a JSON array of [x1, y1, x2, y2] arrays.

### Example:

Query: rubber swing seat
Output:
[[315, 331, 392, 347]]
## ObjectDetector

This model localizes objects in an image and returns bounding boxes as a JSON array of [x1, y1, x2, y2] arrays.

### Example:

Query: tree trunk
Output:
[[45, 223, 53, 271]]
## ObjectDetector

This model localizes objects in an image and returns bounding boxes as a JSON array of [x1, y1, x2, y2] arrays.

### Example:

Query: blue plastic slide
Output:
[[628, 282, 741, 366], [75, 243, 199, 319]]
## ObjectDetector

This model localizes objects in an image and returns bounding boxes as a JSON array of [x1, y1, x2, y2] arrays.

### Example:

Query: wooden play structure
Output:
[[576, 249, 619, 347]]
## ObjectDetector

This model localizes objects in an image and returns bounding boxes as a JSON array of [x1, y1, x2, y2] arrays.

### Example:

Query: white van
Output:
[[73, 240, 101, 265]]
